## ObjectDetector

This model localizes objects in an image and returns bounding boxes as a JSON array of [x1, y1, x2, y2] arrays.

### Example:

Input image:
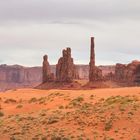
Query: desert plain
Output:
[[0, 87, 140, 140]]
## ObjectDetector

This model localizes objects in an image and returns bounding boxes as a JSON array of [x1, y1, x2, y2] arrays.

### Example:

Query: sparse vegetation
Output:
[[47, 116, 59, 124], [4, 98, 16, 103], [28, 97, 38, 103], [0, 88, 140, 139]]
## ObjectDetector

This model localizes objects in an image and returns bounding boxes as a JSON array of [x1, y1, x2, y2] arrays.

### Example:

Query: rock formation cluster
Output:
[[56, 48, 78, 82], [89, 37, 103, 82], [40, 37, 140, 88], [42, 48, 78, 84]]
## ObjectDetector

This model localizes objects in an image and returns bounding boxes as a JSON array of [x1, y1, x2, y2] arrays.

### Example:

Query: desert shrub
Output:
[[59, 105, 64, 109], [38, 97, 47, 104], [16, 104, 23, 108], [28, 97, 38, 103], [48, 116, 59, 124], [41, 136, 47, 140], [114, 129, 119, 133], [74, 96, 84, 102], [69, 96, 84, 107], [119, 105, 126, 112], [4, 99, 16, 103], [90, 95, 94, 98], [10, 136, 16, 140], [0, 111, 4, 117], [105, 120, 113, 131], [128, 111, 134, 115], [78, 102, 93, 114]]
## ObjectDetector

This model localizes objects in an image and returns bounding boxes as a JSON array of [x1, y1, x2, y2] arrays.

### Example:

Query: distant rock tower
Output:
[[89, 37, 95, 72], [89, 37, 102, 82], [56, 47, 78, 82], [42, 55, 54, 83]]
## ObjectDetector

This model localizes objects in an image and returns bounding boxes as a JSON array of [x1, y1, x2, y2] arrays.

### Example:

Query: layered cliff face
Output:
[[115, 60, 140, 84], [0, 65, 42, 91], [1, 61, 140, 91], [135, 64, 140, 83], [0, 64, 115, 91], [0, 65, 42, 83]]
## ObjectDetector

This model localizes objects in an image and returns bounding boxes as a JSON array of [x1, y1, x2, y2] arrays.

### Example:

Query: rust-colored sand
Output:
[[0, 87, 140, 140]]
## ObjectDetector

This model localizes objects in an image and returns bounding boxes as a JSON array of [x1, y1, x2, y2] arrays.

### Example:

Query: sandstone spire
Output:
[[42, 55, 54, 83], [90, 37, 95, 67], [89, 37, 102, 82]]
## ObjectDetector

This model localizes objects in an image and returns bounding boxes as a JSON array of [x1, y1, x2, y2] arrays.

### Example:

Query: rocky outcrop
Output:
[[56, 48, 78, 82], [115, 63, 127, 82], [89, 37, 103, 82], [134, 64, 140, 83], [42, 55, 54, 83], [115, 60, 140, 84]]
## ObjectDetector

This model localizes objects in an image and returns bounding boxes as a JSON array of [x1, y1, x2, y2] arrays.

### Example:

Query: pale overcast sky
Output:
[[0, 0, 140, 66]]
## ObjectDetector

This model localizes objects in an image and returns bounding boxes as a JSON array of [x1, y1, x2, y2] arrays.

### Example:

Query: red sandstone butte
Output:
[[56, 48, 78, 83]]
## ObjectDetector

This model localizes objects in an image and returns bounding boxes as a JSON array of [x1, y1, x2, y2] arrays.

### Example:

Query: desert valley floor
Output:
[[0, 87, 140, 140]]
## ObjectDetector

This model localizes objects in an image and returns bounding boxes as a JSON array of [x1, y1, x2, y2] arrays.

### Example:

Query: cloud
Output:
[[0, 0, 140, 23], [0, 0, 140, 66]]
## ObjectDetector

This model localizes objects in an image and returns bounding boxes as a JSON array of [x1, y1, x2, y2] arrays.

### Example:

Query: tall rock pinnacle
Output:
[[42, 55, 54, 83], [89, 37, 103, 82], [90, 37, 95, 67]]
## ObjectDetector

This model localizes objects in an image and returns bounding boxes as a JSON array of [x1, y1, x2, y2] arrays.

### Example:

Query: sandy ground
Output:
[[0, 87, 140, 140]]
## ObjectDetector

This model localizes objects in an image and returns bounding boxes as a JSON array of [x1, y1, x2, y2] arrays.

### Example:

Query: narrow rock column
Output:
[[89, 37, 95, 81], [90, 37, 95, 67], [89, 37, 102, 82], [42, 55, 51, 83]]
